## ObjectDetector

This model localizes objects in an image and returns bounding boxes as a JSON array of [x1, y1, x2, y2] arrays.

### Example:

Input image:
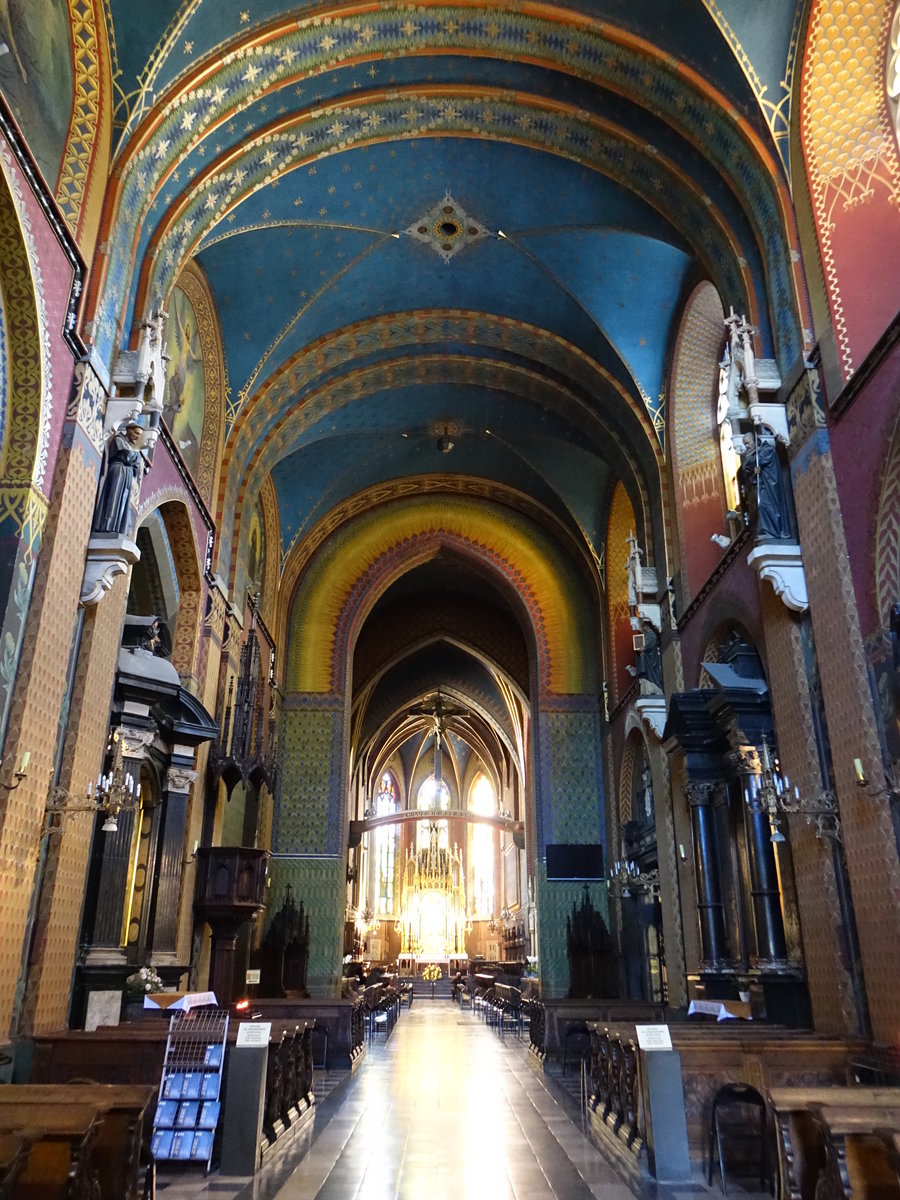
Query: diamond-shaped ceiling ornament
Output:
[[404, 192, 490, 262]]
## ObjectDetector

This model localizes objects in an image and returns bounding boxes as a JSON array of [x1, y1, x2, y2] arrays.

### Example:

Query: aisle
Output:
[[263, 1002, 639, 1200]]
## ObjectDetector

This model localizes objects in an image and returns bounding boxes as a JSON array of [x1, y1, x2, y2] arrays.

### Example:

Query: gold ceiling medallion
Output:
[[404, 192, 490, 262]]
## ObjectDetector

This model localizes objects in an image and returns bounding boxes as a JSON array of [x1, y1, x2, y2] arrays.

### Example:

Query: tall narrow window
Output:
[[417, 774, 450, 850], [374, 772, 398, 914], [470, 773, 495, 916]]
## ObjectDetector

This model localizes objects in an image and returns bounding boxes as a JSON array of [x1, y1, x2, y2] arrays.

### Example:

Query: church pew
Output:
[[0, 1085, 155, 1200], [0, 1103, 99, 1200], [768, 1088, 900, 1200], [810, 1105, 900, 1200], [0, 1134, 31, 1199]]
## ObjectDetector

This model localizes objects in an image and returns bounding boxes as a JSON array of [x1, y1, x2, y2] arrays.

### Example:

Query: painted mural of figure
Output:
[[93, 421, 147, 535], [740, 433, 789, 540], [165, 299, 202, 423]]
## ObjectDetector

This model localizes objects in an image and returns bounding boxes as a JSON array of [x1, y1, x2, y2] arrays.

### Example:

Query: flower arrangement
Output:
[[124, 966, 164, 998], [422, 964, 442, 982]]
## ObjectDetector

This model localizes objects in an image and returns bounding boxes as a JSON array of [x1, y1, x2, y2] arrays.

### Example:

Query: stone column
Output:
[[686, 781, 728, 967], [151, 759, 198, 955], [83, 727, 156, 951]]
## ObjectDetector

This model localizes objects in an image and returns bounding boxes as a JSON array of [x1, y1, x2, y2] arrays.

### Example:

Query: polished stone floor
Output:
[[156, 1000, 643, 1200]]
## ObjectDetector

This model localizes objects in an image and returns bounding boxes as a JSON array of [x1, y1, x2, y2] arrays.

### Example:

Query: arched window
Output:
[[417, 774, 450, 850], [470, 773, 495, 916], [374, 772, 399, 914]]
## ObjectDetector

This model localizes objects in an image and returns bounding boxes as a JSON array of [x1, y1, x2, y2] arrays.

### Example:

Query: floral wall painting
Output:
[[163, 285, 205, 480], [0, 0, 73, 188]]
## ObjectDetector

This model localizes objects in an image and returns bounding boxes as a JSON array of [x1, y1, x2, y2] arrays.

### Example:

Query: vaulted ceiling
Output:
[[94, 1, 805, 763]]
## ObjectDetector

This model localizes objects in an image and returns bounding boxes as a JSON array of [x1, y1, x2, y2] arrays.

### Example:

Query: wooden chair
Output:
[[707, 1083, 770, 1195]]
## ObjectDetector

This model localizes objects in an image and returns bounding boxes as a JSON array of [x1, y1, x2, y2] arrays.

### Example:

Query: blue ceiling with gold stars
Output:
[[101, 0, 804, 591]]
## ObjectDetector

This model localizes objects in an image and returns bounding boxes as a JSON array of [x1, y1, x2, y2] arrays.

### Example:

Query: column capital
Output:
[[166, 765, 197, 794]]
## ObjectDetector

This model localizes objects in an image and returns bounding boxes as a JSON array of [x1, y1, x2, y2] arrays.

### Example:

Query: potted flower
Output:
[[122, 966, 165, 1021], [422, 963, 442, 999]]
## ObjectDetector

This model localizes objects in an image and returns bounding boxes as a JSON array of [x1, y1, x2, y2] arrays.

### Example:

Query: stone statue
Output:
[[627, 619, 663, 691], [93, 421, 147, 535], [740, 432, 789, 540]]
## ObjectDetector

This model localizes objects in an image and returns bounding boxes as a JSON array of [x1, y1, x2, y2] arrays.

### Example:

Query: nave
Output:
[[159, 1004, 642, 1200]]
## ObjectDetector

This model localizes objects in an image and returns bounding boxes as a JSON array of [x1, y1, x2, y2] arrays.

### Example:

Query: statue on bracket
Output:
[[739, 431, 790, 540], [92, 420, 148, 536], [627, 619, 663, 691]]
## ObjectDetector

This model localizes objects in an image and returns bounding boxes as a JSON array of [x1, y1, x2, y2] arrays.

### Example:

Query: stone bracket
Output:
[[81, 535, 140, 607], [635, 694, 667, 738], [747, 542, 808, 612]]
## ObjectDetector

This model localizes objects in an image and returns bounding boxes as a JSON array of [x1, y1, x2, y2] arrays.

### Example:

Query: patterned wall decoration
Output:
[[163, 262, 225, 510], [871, 404, 900, 765], [274, 696, 347, 856], [0, 143, 52, 497], [668, 282, 729, 603], [56, 0, 112, 255], [265, 855, 346, 997], [800, 0, 900, 381], [605, 481, 637, 705], [0, 429, 110, 1034], [791, 437, 900, 1044], [0, 144, 53, 754], [758, 584, 859, 1033], [282, 494, 596, 697], [256, 476, 280, 631], [152, 500, 202, 683], [535, 704, 604, 853], [87, 7, 800, 369], [875, 404, 900, 631], [534, 863, 610, 1000]]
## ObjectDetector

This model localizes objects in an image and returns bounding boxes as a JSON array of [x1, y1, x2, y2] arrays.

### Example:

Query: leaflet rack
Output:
[[151, 1008, 229, 1172]]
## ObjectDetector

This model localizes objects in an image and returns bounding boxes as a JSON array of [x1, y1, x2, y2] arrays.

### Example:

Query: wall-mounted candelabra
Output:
[[44, 730, 141, 835], [853, 757, 899, 804], [743, 737, 841, 844], [608, 859, 660, 899]]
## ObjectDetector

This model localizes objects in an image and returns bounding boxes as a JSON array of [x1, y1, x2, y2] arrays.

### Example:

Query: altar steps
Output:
[[407, 975, 454, 1000]]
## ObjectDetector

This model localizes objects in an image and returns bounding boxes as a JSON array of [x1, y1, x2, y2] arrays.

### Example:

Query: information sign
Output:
[[635, 1024, 673, 1051], [236, 1021, 271, 1047]]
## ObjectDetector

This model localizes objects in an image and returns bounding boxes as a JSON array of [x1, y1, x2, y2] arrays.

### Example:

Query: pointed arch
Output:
[[668, 282, 729, 602], [606, 482, 637, 705]]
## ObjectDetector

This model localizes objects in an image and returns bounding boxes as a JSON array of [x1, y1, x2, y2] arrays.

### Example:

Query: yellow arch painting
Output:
[[283, 495, 596, 696]]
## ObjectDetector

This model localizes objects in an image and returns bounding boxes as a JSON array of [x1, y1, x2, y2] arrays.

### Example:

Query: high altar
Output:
[[398, 823, 469, 961]]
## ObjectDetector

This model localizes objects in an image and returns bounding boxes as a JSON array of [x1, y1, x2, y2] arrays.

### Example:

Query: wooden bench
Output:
[[0, 1134, 31, 1199], [0, 1102, 99, 1200], [811, 1104, 900, 1200], [769, 1087, 900, 1200], [0, 1085, 155, 1200]]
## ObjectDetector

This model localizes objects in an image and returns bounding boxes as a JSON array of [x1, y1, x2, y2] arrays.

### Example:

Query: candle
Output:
[[853, 758, 865, 783]]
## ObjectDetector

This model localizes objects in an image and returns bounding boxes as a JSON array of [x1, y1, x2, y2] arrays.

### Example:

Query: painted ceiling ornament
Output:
[[403, 192, 490, 263]]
